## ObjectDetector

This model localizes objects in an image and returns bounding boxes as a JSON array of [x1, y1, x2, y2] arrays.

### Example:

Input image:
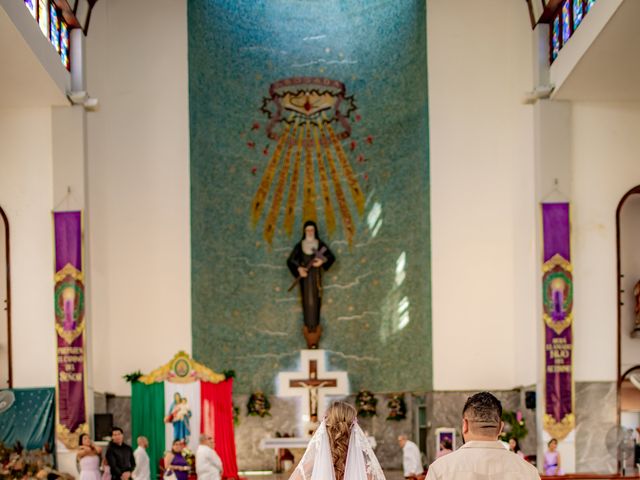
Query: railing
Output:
[[549, 0, 598, 63]]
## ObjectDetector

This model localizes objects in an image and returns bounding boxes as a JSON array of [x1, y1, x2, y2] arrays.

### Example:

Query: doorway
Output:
[[0, 207, 10, 388]]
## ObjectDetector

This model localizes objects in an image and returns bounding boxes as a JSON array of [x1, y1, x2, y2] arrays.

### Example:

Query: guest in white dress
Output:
[[196, 433, 223, 480], [133, 436, 150, 480], [77, 433, 102, 480]]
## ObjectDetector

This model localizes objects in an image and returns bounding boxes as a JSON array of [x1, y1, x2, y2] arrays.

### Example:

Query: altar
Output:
[[260, 435, 377, 450], [260, 435, 378, 472]]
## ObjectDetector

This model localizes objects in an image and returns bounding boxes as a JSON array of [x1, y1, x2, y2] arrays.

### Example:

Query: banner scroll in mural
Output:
[[541, 203, 575, 441], [53, 211, 87, 448]]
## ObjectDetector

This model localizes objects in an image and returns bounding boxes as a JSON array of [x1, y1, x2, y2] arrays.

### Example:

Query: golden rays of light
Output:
[[251, 78, 364, 245]]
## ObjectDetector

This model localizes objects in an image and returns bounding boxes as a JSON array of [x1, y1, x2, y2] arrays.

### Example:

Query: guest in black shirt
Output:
[[106, 427, 136, 480]]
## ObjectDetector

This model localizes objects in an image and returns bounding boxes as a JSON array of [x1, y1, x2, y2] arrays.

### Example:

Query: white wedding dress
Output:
[[290, 419, 385, 480]]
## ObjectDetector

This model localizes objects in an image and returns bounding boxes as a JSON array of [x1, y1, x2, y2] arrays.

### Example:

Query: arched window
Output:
[[0, 207, 11, 388], [616, 186, 640, 428]]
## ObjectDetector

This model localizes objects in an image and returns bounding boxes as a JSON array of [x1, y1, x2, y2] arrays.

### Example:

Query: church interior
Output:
[[1, 0, 640, 478]]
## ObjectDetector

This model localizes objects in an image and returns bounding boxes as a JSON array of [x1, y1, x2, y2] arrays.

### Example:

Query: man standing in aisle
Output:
[[426, 392, 540, 480], [132, 436, 150, 480], [196, 434, 223, 480], [398, 434, 423, 479]]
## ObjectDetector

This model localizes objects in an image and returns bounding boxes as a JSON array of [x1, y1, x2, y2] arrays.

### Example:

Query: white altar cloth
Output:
[[260, 435, 377, 450]]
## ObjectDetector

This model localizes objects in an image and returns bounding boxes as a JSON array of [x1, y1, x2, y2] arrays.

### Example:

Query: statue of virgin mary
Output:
[[164, 392, 192, 442]]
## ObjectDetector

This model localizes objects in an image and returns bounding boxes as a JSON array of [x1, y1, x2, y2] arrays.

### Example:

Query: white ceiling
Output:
[[0, 6, 69, 108], [554, 0, 640, 101]]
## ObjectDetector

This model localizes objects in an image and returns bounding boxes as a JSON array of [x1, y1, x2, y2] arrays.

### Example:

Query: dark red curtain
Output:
[[201, 379, 239, 479]]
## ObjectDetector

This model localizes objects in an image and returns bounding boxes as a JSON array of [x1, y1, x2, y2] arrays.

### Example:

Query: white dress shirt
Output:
[[196, 444, 223, 480], [426, 441, 540, 480], [132, 446, 150, 480], [402, 440, 423, 476]]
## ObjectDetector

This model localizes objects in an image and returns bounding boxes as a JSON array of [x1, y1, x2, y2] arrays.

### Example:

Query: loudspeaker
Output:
[[525, 391, 536, 410], [94, 413, 113, 441]]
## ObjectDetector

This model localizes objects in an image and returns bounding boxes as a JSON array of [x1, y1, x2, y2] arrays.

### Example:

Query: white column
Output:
[[533, 97, 575, 473], [51, 104, 91, 479], [70, 28, 86, 94]]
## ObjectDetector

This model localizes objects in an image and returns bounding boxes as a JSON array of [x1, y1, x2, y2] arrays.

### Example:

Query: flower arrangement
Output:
[[386, 393, 407, 421], [183, 446, 195, 471], [356, 390, 377, 417], [247, 391, 271, 417], [500, 410, 528, 441], [0, 442, 61, 479]]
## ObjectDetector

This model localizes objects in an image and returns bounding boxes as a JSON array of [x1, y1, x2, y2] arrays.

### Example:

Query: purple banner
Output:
[[541, 203, 575, 441], [54, 211, 82, 271], [53, 211, 87, 448]]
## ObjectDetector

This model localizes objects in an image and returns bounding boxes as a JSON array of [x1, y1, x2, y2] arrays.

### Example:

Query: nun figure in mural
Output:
[[287, 220, 335, 349], [165, 393, 192, 442]]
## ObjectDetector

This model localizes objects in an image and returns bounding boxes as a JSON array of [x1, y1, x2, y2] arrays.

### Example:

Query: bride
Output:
[[289, 401, 385, 480]]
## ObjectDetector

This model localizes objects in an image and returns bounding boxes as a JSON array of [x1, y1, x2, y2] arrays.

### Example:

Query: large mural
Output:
[[189, 0, 431, 394]]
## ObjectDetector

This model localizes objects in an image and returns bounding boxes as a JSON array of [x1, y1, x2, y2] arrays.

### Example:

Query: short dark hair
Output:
[[112, 426, 124, 435], [462, 392, 502, 429]]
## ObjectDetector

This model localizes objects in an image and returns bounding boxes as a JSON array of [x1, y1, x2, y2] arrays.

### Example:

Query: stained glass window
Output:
[[38, 0, 49, 39], [562, 0, 571, 45], [50, 3, 60, 53], [586, 0, 596, 13], [60, 21, 69, 70], [24, 0, 37, 18], [552, 16, 560, 61], [573, 0, 584, 29]]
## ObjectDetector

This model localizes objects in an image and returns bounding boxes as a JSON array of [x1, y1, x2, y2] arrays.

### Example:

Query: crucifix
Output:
[[277, 349, 348, 432], [290, 359, 337, 418]]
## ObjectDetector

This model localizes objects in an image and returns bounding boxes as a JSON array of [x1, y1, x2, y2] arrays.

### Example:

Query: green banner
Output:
[[131, 382, 165, 479]]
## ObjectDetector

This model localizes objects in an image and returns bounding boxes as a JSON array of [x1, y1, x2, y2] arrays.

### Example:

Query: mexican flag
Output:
[[131, 352, 238, 479]]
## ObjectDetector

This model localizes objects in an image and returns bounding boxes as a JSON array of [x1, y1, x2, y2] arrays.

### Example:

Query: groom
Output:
[[426, 392, 540, 480]]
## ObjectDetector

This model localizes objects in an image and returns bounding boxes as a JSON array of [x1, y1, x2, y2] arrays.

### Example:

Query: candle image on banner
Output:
[[541, 203, 575, 441], [53, 211, 88, 448]]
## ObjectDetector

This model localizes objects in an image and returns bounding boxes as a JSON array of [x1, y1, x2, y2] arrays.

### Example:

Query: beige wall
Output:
[[85, 0, 191, 396], [0, 107, 56, 388], [428, 0, 537, 390], [571, 101, 640, 382]]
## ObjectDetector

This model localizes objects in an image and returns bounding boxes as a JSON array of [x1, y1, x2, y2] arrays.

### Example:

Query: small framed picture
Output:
[[435, 428, 456, 456]]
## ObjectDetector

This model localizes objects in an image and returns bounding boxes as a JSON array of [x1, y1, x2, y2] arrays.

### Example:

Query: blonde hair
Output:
[[325, 401, 357, 480]]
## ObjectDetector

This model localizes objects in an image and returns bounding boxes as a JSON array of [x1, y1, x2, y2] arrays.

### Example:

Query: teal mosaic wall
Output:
[[189, 0, 431, 394]]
